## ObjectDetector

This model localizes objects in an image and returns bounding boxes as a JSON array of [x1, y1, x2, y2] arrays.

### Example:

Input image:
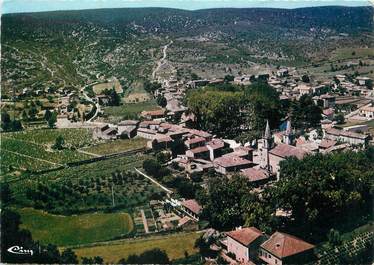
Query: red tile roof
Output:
[[319, 139, 337, 149], [185, 137, 206, 145], [325, 128, 368, 140], [227, 227, 263, 246], [214, 155, 252, 168], [270, 144, 308, 160], [181, 199, 202, 215], [240, 168, 269, 182], [261, 232, 315, 259], [189, 146, 209, 154], [207, 139, 225, 150]]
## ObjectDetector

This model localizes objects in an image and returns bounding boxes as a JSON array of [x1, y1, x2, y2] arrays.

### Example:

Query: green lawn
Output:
[[83, 138, 147, 155], [104, 100, 160, 122], [18, 208, 134, 246], [72, 232, 201, 263]]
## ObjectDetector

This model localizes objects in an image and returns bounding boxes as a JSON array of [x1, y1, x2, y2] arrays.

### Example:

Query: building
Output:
[[213, 155, 253, 175], [324, 128, 369, 147], [276, 68, 289, 78], [137, 128, 158, 140], [184, 137, 206, 149], [269, 144, 308, 176], [226, 227, 266, 263], [181, 199, 202, 220], [140, 109, 166, 120], [93, 124, 118, 140], [259, 232, 315, 265], [360, 105, 374, 119], [186, 146, 210, 160], [240, 168, 270, 186], [356, 76, 372, 87]]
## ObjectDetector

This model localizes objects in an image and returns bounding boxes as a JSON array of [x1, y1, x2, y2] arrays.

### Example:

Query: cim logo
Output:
[[7, 246, 33, 256]]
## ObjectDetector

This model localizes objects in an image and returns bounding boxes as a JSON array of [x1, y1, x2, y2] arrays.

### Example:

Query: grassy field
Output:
[[103, 100, 160, 122], [93, 78, 123, 94], [18, 208, 133, 246], [83, 138, 147, 155], [72, 232, 201, 263], [331, 48, 374, 60]]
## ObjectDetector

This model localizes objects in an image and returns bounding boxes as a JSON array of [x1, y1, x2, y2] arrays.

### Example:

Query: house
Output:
[[318, 139, 337, 150], [314, 94, 336, 109], [181, 199, 202, 220], [118, 126, 137, 139], [147, 135, 173, 150], [356, 76, 372, 87], [140, 109, 165, 120], [226, 227, 266, 263], [213, 155, 253, 175], [184, 137, 206, 149], [178, 216, 198, 231], [240, 168, 270, 186], [276, 68, 289, 78], [335, 74, 346, 82], [93, 124, 118, 140], [359, 105, 374, 119], [296, 84, 312, 97], [259, 232, 315, 265], [324, 128, 369, 147], [206, 139, 228, 160], [269, 144, 308, 175], [96, 95, 110, 106], [322, 108, 334, 120], [137, 128, 158, 140], [186, 146, 210, 160]]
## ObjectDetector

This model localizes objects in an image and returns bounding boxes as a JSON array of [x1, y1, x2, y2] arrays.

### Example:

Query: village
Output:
[[30, 59, 372, 264]]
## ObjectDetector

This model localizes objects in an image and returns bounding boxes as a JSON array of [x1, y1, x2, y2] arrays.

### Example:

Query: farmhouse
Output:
[[93, 124, 118, 140], [268, 144, 308, 175], [240, 168, 270, 186], [226, 227, 266, 263], [324, 128, 369, 147], [259, 232, 315, 265]]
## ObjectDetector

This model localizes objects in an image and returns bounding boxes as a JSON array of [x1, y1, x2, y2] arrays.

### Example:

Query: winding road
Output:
[[152, 40, 173, 80]]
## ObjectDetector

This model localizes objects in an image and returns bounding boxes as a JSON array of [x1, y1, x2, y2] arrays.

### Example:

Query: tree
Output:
[[48, 112, 57, 128], [273, 148, 373, 241], [81, 256, 104, 264], [302, 74, 310, 83], [44, 109, 52, 121], [244, 82, 282, 132], [290, 95, 322, 129], [170, 138, 186, 157], [1, 182, 13, 205], [224, 74, 234, 83], [110, 89, 121, 106], [191, 73, 200, 80], [144, 81, 161, 95], [327, 229, 342, 247], [198, 175, 253, 230], [60, 248, 78, 264], [52, 135, 65, 150], [119, 249, 169, 264], [156, 95, 167, 107], [335, 113, 345, 124], [28, 106, 38, 120]]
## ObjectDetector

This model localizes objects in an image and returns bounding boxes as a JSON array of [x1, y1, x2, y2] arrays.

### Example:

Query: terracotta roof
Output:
[[141, 109, 165, 117], [240, 168, 269, 182], [181, 199, 202, 215], [227, 227, 263, 246], [325, 128, 368, 140], [270, 144, 308, 159], [207, 139, 225, 150], [137, 128, 157, 135], [214, 155, 252, 168], [185, 137, 206, 145], [178, 216, 192, 226], [118, 120, 139, 126], [323, 108, 334, 116], [361, 106, 374, 112], [319, 139, 336, 149], [187, 129, 212, 139], [261, 232, 314, 259], [154, 135, 173, 143], [188, 146, 209, 154]]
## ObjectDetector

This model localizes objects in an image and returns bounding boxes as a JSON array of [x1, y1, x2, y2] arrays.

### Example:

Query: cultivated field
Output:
[[18, 208, 134, 246], [72, 232, 201, 263], [83, 138, 147, 155], [103, 100, 160, 122], [93, 78, 123, 94]]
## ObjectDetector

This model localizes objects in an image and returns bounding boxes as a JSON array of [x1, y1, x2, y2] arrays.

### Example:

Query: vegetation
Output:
[[83, 138, 147, 155], [118, 248, 169, 264], [17, 208, 133, 246], [72, 232, 200, 263]]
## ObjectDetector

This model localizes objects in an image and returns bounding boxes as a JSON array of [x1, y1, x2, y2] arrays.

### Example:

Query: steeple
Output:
[[264, 120, 271, 139], [283, 119, 293, 145]]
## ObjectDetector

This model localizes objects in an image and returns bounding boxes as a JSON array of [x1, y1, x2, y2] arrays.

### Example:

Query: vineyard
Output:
[[83, 138, 147, 156], [1, 129, 95, 175]]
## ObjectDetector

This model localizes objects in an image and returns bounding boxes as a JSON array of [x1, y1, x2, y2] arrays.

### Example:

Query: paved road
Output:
[[134, 168, 173, 194]]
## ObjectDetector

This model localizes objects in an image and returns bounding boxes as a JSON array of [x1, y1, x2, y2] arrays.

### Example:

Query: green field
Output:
[[331, 48, 374, 60], [83, 138, 147, 155], [72, 232, 201, 263], [103, 100, 160, 122], [18, 208, 133, 246]]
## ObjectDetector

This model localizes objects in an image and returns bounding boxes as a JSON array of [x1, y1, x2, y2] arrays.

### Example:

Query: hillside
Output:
[[1, 6, 373, 95]]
